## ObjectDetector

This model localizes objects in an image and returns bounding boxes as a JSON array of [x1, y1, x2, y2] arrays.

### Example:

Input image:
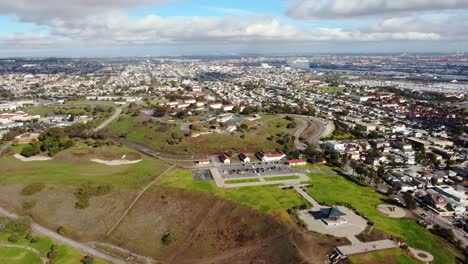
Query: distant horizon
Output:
[[0, 1, 467, 56], [0, 51, 467, 59]]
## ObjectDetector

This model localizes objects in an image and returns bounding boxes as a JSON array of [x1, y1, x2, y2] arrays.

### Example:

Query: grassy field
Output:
[[156, 169, 308, 222], [0, 247, 41, 264], [348, 248, 419, 264], [107, 113, 297, 154], [306, 173, 460, 264], [0, 146, 168, 188], [264, 175, 300, 181], [0, 233, 107, 264], [225, 178, 260, 184]]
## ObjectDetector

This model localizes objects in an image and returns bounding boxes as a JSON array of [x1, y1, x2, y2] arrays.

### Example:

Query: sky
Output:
[[0, 0, 467, 56]]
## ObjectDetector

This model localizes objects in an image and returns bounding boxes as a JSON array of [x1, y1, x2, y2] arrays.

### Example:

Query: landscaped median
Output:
[[224, 178, 260, 184], [264, 175, 300, 181]]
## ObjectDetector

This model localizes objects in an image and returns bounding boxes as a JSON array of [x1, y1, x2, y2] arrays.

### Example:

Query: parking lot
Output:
[[192, 169, 214, 181], [218, 162, 293, 179]]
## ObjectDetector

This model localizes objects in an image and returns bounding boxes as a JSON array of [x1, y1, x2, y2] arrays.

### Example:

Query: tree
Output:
[[153, 105, 166, 117], [81, 256, 94, 264], [404, 192, 417, 210]]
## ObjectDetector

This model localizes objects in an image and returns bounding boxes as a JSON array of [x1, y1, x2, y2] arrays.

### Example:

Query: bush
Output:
[[7, 234, 20, 242], [57, 226, 69, 236], [74, 183, 113, 209], [81, 255, 94, 264], [20, 183, 45, 196], [161, 232, 176, 246], [22, 200, 37, 210], [20, 144, 39, 157]]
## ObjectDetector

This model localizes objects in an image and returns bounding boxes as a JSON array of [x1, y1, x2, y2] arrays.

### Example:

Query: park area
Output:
[[106, 113, 299, 155], [305, 173, 461, 264]]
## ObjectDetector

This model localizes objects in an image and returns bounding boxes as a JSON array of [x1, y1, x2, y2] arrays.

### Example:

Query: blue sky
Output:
[[0, 0, 466, 56]]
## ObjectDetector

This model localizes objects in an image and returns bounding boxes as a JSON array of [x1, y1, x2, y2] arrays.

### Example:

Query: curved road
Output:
[[0, 207, 127, 264]]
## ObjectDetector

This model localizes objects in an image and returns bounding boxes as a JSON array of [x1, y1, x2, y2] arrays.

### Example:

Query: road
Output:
[[0, 207, 127, 264], [414, 207, 468, 247], [94, 107, 122, 132]]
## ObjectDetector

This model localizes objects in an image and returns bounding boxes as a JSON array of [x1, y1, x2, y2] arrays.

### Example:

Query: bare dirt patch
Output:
[[106, 186, 337, 263], [0, 184, 137, 241]]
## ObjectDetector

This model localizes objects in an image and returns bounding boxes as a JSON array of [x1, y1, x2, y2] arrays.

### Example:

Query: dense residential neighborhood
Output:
[[0, 56, 467, 264]]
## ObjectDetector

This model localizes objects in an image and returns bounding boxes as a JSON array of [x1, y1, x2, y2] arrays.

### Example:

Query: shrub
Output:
[[161, 232, 176, 246], [21, 183, 45, 196], [74, 183, 113, 209], [81, 255, 94, 264], [57, 226, 69, 236], [22, 200, 37, 210], [7, 234, 20, 242]]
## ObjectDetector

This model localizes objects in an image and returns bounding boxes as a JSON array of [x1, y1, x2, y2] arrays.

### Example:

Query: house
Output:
[[288, 159, 307, 166], [238, 153, 250, 163], [196, 159, 210, 165], [256, 152, 286, 162], [223, 104, 235, 112], [326, 140, 345, 151], [426, 189, 447, 209], [15, 133, 40, 144], [166, 101, 179, 108], [209, 103, 223, 110], [219, 153, 230, 164]]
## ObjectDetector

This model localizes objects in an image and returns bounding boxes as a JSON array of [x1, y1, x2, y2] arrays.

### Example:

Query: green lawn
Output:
[[306, 173, 460, 264], [348, 248, 419, 264], [0, 247, 41, 264], [264, 175, 300, 181], [156, 169, 308, 222], [0, 149, 169, 189], [0, 232, 106, 264], [225, 178, 260, 184]]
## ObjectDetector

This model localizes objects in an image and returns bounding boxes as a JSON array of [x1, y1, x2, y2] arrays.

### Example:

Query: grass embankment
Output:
[[157, 169, 308, 222], [0, 233, 107, 264], [107, 113, 297, 154], [0, 147, 168, 189], [306, 173, 460, 264], [0, 247, 41, 264]]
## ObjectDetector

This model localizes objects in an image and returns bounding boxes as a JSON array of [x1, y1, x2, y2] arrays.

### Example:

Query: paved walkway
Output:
[[0, 207, 127, 264], [337, 240, 398, 255]]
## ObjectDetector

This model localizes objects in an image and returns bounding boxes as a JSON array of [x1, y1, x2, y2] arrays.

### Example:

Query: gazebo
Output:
[[320, 206, 348, 225]]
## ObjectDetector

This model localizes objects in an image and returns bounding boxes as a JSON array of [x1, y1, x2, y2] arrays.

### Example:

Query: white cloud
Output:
[[286, 0, 468, 19]]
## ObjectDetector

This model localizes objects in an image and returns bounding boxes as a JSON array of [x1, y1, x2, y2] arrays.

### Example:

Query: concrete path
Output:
[[88, 241, 156, 264], [0, 243, 48, 264], [94, 107, 122, 132], [337, 239, 398, 255], [105, 164, 175, 237], [0, 207, 127, 264]]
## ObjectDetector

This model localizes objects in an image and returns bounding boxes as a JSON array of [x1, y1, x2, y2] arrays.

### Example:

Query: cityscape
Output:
[[0, 1, 467, 264]]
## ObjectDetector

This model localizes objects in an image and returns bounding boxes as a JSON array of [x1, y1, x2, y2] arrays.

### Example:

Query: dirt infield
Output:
[[409, 247, 434, 262], [376, 204, 406, 218]]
